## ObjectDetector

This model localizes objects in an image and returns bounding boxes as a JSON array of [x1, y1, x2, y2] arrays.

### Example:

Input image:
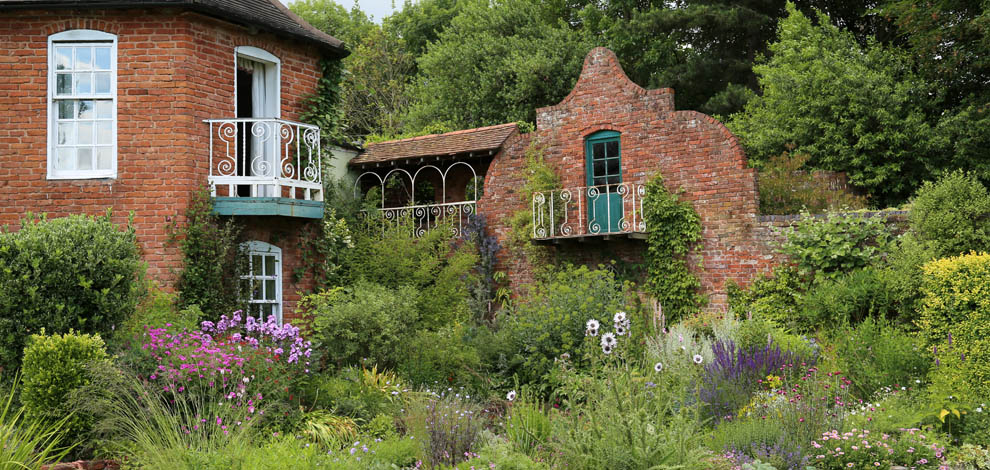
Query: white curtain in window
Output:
[[243, 58, 276, 196]]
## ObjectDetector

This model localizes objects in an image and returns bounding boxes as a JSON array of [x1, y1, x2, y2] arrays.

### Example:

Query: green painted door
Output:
[[585, 131, 622, 233]]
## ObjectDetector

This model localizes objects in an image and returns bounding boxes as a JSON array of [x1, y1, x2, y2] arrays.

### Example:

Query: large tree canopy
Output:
[[727, 3, 937, 207]]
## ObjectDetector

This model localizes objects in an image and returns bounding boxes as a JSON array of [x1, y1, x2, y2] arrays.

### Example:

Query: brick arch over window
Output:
[[478, 47, 780, 312]]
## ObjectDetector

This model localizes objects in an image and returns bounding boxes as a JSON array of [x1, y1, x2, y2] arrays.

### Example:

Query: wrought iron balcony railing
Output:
[[379, 200, 477, 238], [532, 183, 647, 239], [205, 118, 322, 201]]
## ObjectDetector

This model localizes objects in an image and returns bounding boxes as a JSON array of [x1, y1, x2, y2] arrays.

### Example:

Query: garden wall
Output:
[[479, 48, 785, 312], [0, 9, 325, 316]]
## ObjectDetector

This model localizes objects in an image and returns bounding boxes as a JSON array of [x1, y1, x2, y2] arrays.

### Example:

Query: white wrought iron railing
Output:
[[205, 118, 323, 201], [532, 183, 647, 239], [354, 162, 481, 237]]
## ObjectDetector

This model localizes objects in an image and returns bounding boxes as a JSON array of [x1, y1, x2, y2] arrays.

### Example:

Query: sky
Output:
[[279, 0, 402, 23]]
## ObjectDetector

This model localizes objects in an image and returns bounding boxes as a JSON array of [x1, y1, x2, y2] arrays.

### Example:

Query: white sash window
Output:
[[241, 241, 282, 324], [48, 30, 117, 179]]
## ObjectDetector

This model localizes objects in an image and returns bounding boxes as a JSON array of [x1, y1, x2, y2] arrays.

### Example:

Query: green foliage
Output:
[[505, 400, 552, 456], [553, 365, 709, 470], [455, 436, 547, 470], [405, 0, 594, 130], [642, 173, 704, 320], [0, 212, 140, 374], [727, 3, 938, 207], [918, 252, 990, 400], [797, 267, 890, 331], [396, 325, 482, 388], [386, 0, 462, 56], [727, 266, 805, 328], [779, 210, 891, 282], [495, 265, 632, 389], [508, 140, 560, 264], [338, 28, 415, 139], [294, 208, 355, 289], [304, 283, 419, 370], [757, 152, 867, 215], [878, 232, 938, 325], [297, 369, 404, 423], [337, 217, 478, 329], [171, 188, 245, 319], [290, 0, 376, 46], [734, 317, 817, 360], [0, 377, 72, 470], [827, 317, 930, 399], [949, 443, 990, 470], [909, 170, 990, 258]]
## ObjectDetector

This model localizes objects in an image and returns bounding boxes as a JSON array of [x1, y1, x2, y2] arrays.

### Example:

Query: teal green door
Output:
[[585, 131, 622, 234]]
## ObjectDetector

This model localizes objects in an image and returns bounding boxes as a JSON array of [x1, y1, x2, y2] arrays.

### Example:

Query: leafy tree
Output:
[[727, 2, 937, 207], [386, 0, 464, 55], [405, 0, 594, 130], [290, 0, 377, 46]]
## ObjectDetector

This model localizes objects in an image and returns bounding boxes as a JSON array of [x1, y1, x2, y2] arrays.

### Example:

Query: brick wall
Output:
[[0, 8, 325, 317], [479, 48, 780, 311]]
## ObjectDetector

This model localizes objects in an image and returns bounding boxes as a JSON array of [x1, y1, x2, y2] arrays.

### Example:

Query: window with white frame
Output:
[[241, 241, 282, 324], [48, 30, 117, 179]]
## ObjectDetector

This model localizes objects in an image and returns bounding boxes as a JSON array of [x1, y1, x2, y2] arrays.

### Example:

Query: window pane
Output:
[[96, 147, 112, 169], [606, 141, 619, 159], [94, 47, 111, 70], [95, 101, 112, 119], [75, 47, 92, 70], [265, 280, 276, 300], [55, 47, 72, 70], [56, 74, 72, 95], [57, 148, 74, 170], [77, 122, 93, 145], [96, 122, 112, 145], [77, 148, 93, 170], [593, 176, 607, 187], [252, 255, 262, 275], [592, 142, 605, 160], [75, 73, 92, 94], [262, 304, 273, 318], [593, 160, 605, 179], [94, 73, 110, 94], [251, 280, 261, 300], [606, 158, 620, 176], [264, 255, 276, 275], [57, 122, 74, 145], [607, 175, 621, 185], [58, 100, 73, 119], [77, 100, 93, 119]]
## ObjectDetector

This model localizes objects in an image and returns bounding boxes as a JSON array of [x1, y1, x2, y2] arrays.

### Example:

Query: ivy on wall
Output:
[[168, 187, 246, 318], [642, 174, 705, 320], [300, 58, 347, 149], [507, 139, 560, 267]]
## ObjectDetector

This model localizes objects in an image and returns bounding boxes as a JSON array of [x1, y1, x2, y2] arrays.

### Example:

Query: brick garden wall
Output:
[[0, 9, 324, 317], [479, 48, 781, 312]]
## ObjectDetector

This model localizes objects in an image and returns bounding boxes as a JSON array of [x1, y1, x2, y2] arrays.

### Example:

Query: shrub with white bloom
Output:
[[654, 362, 663, 373], [693, 354, 704, 364], [506, 390, 516, 402]]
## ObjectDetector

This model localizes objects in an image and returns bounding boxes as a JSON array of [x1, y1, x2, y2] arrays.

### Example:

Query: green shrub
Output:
[[779, 209, 891, 282], [20, 331, 108, 455], [910, 170, 990, 258], [304, 282, 419, 369], [297, 369, 403, 422], [0, 213, 140, 373], [456, 437, 548, 470], [828, 316, 930, 399], [727, 266, 806, 328], [918, 252, 990, 399], [734, 318, 817, 360], [0, 377, 72, 470], [878, 233, 938, 325], [396, 325, 482, 388], [797, 267, 890, 331], [495, 265, 633, 389], [505, 400, 552, 456]]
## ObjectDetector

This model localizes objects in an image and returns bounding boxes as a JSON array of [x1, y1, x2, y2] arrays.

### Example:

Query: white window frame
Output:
[[47, 29, 118, 180], [233, 46, 281, 119], [241, 240, 283, 325]]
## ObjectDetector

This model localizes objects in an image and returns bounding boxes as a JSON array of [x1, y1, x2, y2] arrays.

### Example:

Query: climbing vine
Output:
[[300, 58, 347, 148], [507, 139, 560, 267], [168, 187, 247, 319], [642, 174, 704, 320]]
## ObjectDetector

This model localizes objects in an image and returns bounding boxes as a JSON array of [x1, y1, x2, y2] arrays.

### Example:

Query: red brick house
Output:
[[0, 0, 348, 323], [352, 48, 780, 311]]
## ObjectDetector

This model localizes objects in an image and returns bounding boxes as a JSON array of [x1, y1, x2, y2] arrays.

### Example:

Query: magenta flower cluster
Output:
[[200, 311, 312, 365]]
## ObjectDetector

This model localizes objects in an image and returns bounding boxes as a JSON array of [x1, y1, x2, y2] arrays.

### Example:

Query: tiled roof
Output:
[[350, 123, 518, 166], [0, 0, 348, 57]]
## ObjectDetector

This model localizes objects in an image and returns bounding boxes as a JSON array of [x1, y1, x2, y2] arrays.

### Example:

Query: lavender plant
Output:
[[422, 391, 484, 468]]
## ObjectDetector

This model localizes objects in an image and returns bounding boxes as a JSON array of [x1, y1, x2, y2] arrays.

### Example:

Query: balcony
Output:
[[205, 118, 323, 219], [532, 183, 647, 241]]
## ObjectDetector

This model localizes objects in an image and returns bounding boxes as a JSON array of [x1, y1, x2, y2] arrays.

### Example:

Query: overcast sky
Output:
[[280, 0, 402, 23]]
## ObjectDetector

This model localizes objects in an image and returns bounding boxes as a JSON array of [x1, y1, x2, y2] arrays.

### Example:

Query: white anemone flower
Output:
[[613, 311, 627, 324], [602, 343, 614, 355], [654, 362, 663, 373], [586, 319, 600, 331], [600, 332, 618, 348], [693, 354, 704, 365], [506, 390, 517, 402], [615, 325, 627, 336]]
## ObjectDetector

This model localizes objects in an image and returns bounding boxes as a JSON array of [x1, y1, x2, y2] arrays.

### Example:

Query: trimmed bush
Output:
[[779, 209, 891, 282], [0, 213, 140, 373], [304, 281, 419, 369], [910, 170, 990, 258], [20, 330, 108, 453], [918, 252, 990, 399]]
